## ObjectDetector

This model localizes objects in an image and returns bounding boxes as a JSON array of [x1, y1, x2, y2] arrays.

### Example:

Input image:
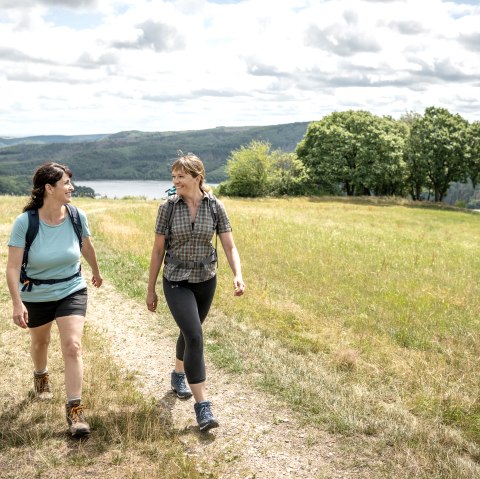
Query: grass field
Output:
[[1, 195, 479, 478]]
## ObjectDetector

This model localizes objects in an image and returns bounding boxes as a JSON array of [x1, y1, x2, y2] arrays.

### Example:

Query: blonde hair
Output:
[[171, 152, 211, 193]]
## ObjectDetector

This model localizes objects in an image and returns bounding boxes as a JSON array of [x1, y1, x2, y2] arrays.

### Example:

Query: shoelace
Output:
[[69, 404, 87, 422], [197, 404, 212, 421], [35, 375, 50, 393], [174, 373, 189, 392]]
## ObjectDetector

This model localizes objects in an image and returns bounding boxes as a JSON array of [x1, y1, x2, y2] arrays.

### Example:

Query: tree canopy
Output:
[[296, 110, 407, 196], [408, 107, 468, 201]]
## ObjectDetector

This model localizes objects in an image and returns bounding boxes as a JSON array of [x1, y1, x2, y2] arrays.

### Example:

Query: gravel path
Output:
[[87, 282, 357, 479]]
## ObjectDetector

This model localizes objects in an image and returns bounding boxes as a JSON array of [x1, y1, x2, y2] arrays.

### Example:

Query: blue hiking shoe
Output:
[[170, 370, 193, 399], [194, 400, 219, 432]]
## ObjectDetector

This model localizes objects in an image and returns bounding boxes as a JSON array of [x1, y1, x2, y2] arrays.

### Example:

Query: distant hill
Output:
[[0, 134, 108, 147], [0, 122, 310, 183]]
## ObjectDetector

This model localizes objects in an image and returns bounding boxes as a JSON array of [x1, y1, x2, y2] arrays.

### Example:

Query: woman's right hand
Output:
[[12, 303, 28, 329], [146, 291, 158, 312]]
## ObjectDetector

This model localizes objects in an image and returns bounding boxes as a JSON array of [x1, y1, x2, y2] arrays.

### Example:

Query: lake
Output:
[[74, 180, 215, 200], [74, 180, 173, 200]]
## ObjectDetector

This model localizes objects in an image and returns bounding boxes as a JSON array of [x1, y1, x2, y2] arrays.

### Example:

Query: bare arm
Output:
[[6, 246, 28, 328], [219, 231, 245, 296], [81, 236, 103, 288], [146, 234, 166, 312]]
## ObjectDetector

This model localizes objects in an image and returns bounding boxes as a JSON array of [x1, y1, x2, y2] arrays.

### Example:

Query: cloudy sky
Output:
[[0, 0, 479, 136]]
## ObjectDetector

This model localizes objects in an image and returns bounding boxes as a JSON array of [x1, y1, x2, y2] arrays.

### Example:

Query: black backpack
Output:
[[20, 204, 83, 292]]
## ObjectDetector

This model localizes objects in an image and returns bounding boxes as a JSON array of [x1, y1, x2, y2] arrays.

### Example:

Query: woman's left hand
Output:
[[91, 274, 103, 288], [233, 277, 245, 296], [12, 303, 28, 329]]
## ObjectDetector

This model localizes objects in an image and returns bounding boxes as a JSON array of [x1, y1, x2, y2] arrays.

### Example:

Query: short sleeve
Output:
[[215, 198, 232, 234], [8, 212, 29, 248], [77, 208, 91, 238], [154, 200, 170, 235]]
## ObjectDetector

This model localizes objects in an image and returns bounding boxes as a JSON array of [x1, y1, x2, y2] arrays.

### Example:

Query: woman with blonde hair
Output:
[[146, 153, 245, 431]]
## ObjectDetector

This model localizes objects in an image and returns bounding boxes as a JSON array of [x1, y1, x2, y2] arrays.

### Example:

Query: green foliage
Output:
[[401, 111, 427, 200], [221, 140, 271, 197], [73, 184, 96, 198], [466, 121, 480, 188], [409, 106, 468, 201], [219, 140, 310, 197], [268, 150, 310, 195], [296, 110, 407, 196], [0, 175, 30, 195], [0, 123, 309, 185]]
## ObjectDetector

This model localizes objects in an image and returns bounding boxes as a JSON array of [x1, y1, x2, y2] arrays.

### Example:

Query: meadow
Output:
[[1, 195, 479, 478]]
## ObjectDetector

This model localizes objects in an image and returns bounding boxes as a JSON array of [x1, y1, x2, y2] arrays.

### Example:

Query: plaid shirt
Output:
[[155, 193, 232, 283]]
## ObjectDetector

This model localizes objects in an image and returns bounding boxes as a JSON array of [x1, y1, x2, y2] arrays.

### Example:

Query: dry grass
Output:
[[0, 198, 211, 479], [81, 194, 480, 479], [2, 195, 480, 478]]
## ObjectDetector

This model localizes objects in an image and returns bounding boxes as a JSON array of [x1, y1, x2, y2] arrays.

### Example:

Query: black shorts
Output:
[[23, 288, 88, 329]]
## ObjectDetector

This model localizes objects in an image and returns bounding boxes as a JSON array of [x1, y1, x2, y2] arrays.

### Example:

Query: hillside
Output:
[[0, 122, 309, 187], [0, 133, 108, 147]]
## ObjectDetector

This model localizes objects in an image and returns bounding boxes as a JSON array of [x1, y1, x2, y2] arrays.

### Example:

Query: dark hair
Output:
[[171, 152, 210, 193], [23, 162, 72, 212]]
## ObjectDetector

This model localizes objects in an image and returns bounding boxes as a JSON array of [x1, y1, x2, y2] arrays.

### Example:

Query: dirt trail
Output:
[[87, 281, 357, 479]]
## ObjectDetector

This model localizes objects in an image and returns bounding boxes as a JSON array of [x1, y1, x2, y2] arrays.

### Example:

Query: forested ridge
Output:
[[0, 122, 309, 194], [2, 107, 480, 207]]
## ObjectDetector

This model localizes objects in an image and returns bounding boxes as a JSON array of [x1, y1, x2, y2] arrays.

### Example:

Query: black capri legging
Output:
[[163, 275, 217, 384]]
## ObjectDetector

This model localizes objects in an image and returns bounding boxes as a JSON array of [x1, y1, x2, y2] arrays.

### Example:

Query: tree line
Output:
[[218, 106, 480, 206], [3, 108, 479, 206], [0, 123, 309, 195]]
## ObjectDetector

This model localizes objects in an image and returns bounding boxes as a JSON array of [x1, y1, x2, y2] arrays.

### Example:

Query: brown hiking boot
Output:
[[33, 372, 53, 400], [65, 400, 90, 437]]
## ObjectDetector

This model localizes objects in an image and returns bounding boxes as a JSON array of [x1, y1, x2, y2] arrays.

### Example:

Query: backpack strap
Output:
[[206, 193, 219, 255], [65, 204, 83, 249], [20, 205, 83, 292], [164, 196, 177, 250], [207, 193, 219, 234], [21, 210, 40, 284]]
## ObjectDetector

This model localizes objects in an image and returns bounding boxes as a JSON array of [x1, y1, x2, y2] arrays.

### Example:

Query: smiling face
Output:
[[171, 154, 206, 194], [171, 167, 200, 196], [47, 172, 74, 204]]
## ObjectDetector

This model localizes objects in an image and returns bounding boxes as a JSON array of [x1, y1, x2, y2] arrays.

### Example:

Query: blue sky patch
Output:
[[43, 8, 103, 30]]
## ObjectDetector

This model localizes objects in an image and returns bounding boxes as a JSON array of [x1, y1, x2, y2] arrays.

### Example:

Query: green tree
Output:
[[465, 121, 480, 189], [268, 150, 309, 196], [296, 110, 406, 196], [0, 175, 30, 195], [364, 115, 407, 196], [409, 107, 468, 202], [219, 140, 271, 197], [401, 112, 427, 200], [73, 185, 96, 198]]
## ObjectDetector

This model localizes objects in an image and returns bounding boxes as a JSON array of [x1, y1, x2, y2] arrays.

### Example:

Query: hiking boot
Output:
[[65, 400, 90, 437], [171, 370, 193, 399], [194, 400, 219, 432], [33, 371, 53, 400]]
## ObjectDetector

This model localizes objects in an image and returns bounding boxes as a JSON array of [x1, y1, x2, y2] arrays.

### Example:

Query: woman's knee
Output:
[[31, 336, 51, 350], [185, 331, 203, 349], [62, 338, 83, 360]]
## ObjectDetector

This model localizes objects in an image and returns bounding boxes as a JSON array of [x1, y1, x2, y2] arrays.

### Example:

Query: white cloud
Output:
[[0, 0, 479, 136]]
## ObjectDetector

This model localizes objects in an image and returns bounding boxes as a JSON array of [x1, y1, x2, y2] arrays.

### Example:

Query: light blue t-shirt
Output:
[[8, 207, 91, 302]]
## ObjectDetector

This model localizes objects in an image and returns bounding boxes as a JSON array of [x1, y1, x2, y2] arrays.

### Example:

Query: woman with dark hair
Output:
[[6, 161, 103, 437], [146, 153, 245, 432]]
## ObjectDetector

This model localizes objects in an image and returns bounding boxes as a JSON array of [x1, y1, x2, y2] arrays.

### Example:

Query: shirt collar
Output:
[[175, 191, 209, 204]]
